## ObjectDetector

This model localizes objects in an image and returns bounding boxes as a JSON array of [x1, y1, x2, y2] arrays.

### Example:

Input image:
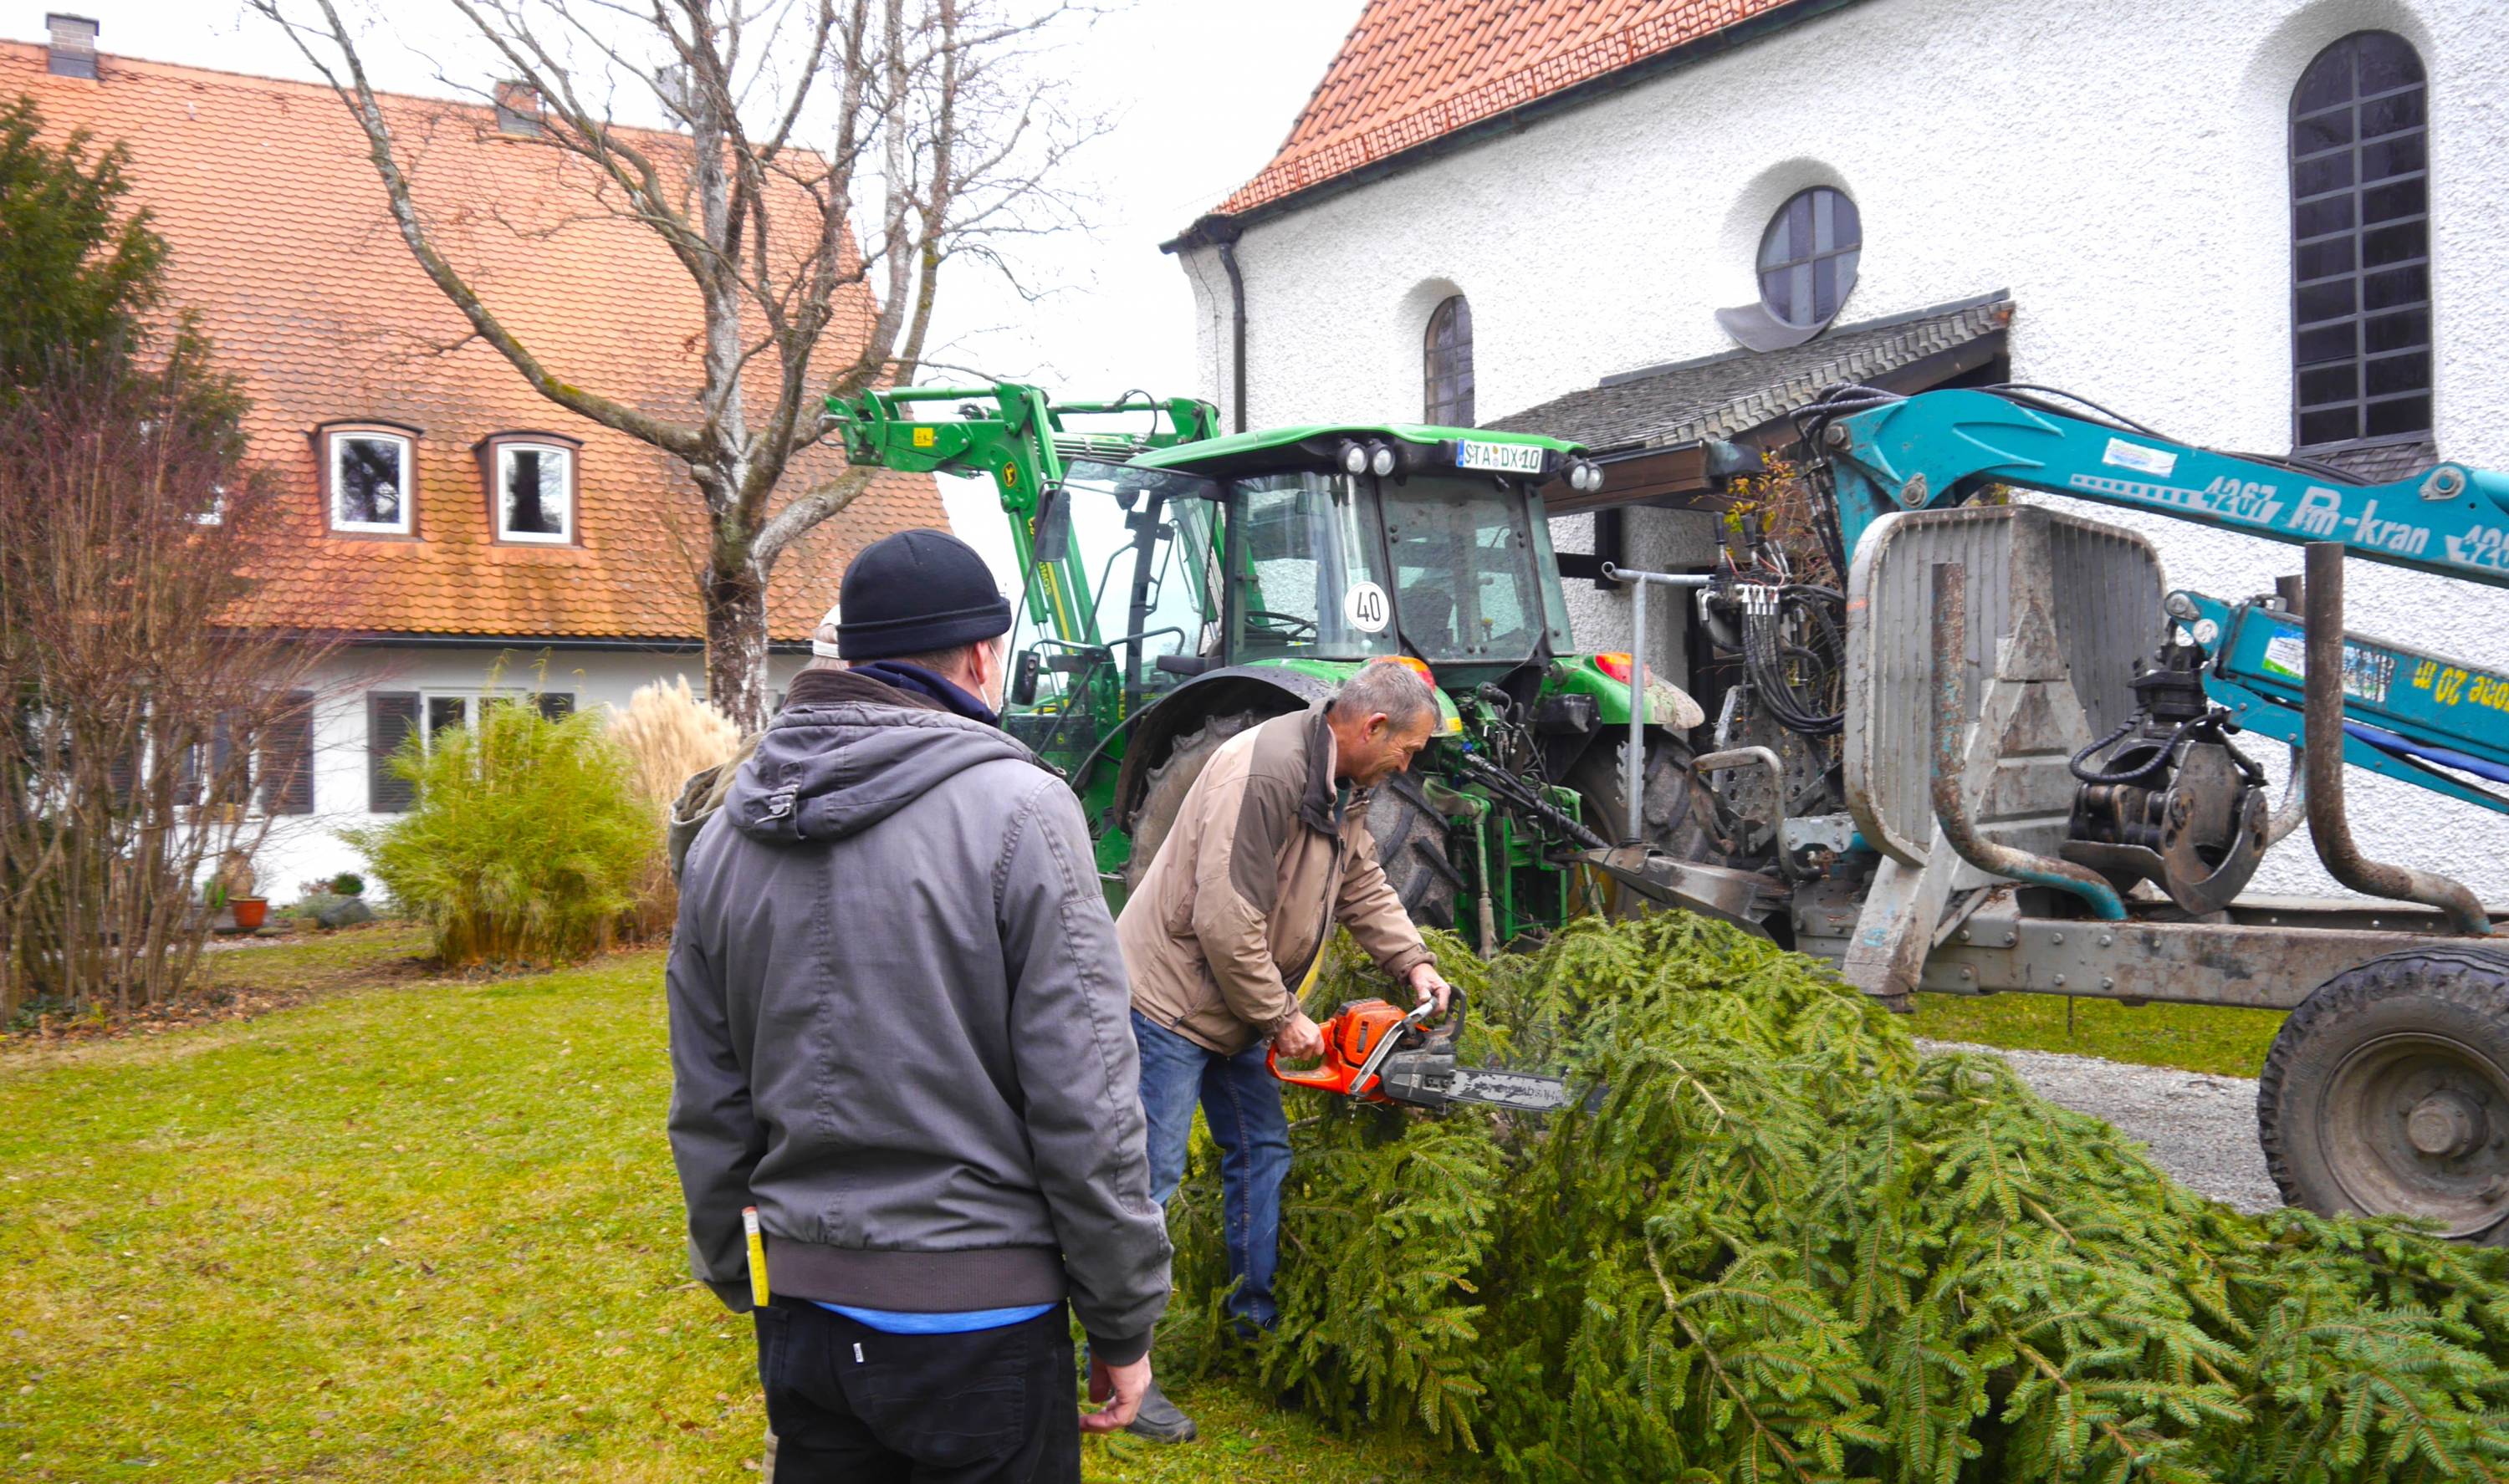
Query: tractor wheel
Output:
[[1123, 710, 1272, 895], [1565, 732, 1727, 867], [1369, 768, 1461, 932], [2259, 946, 2509, 1242]]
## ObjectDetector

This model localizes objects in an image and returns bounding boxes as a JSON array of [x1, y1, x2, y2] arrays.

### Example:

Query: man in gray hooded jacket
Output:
[[668, 528, 1169, 1483]]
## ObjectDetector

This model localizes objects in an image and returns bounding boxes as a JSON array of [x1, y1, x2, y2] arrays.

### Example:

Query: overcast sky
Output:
[[17, 0, 1361, 569]]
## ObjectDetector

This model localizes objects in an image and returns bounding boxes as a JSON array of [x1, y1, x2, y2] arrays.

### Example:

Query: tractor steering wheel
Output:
[[1244, 609, 1319, 640]]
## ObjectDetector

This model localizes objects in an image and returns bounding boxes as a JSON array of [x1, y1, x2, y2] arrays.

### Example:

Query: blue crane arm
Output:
[[1820, 388, 2509, 587], [1807, 387, 2509, 815], [2174, 589, 2509, 815]]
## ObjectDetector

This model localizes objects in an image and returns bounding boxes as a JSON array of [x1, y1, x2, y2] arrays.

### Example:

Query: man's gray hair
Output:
[[1332, 659, 1438, 731]]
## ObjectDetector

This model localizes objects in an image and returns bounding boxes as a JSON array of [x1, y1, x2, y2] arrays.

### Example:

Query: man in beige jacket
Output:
[[1113, 660, 1452, 1442]]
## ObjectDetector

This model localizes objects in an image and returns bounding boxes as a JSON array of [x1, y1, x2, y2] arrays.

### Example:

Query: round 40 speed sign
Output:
[[1343, 581, 1391, 635]]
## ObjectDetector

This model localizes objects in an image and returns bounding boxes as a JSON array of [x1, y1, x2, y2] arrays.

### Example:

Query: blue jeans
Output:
[[1132, 1008, 1290, 1331]]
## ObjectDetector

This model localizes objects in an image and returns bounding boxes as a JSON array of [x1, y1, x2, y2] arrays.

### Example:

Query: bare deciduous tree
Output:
[[250, 0, 1087, 728], [0, 360, 361, 1018]]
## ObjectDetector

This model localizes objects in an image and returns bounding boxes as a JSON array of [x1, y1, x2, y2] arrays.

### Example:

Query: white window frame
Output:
[[420, 690, 477, 751], [414, 687, 580, 752], [493, 441, 575, 544], [328, 430, 415, 535]]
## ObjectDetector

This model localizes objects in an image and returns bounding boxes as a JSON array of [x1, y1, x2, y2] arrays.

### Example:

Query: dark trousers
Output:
[[754, 1302, 1077, 1484]]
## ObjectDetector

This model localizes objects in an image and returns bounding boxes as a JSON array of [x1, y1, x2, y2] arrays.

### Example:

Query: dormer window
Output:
[[482, 433, 579, 544], [318, 423, 418, 535]]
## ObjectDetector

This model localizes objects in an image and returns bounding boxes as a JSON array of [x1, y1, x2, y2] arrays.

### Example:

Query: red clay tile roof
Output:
[[2, 41, 943, 644], [1215, 0, 1805, 217]]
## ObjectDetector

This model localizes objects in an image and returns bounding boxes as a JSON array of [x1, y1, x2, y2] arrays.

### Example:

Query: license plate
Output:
[[1455, 439, 1546, 475]]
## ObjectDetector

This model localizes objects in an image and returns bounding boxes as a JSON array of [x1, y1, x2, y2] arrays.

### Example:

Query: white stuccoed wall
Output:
[[1178, 0, 2509, 900], [245, 646, 808, 902]]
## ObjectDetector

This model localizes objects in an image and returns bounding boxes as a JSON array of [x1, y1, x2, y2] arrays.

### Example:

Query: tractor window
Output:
[[1114, 497, 1219, 681], [1009, 462, 1220, 722], [1231, 472, 1398, 663], [1521, 490, 1578, 653], [1382, 476, 1546, 665]]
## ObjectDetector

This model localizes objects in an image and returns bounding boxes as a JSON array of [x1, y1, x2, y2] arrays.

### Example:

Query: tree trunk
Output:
[[704, 560, 770, 734]]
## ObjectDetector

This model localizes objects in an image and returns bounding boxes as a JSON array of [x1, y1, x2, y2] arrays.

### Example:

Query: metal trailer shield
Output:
[[1838, 504, 2166, 1001]]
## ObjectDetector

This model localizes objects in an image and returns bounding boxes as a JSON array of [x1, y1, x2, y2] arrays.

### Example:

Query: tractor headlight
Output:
[[1339, 440, 1368, 476], [1369, 442, 1398, 477], [1568, 461, 1602, 493]]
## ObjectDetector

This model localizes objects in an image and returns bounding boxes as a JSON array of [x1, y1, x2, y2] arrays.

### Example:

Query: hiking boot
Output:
[[1124, 1380, 1198, 1444]]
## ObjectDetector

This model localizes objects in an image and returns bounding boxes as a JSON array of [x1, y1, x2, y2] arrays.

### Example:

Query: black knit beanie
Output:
[[834, 528, 1014, 660]]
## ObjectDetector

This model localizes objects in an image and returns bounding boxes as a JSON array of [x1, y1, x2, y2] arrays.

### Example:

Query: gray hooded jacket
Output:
[[666, 669, 1169, 1362]]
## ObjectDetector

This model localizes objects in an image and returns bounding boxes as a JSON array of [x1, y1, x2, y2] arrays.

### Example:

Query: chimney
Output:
[[492, 79, 542, 136], [46, 13, 97, 79]]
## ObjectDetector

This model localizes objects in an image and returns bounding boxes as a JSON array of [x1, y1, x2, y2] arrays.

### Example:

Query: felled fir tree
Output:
[[1163, 913, 2509, 1484]]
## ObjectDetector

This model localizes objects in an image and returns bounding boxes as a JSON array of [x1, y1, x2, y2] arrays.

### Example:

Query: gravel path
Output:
[[1916, 1038, 2286, 1214]]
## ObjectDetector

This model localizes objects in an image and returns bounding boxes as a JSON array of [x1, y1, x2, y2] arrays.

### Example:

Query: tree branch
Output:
[[752, 467, 874, 567], [248, 0, 705, 460]]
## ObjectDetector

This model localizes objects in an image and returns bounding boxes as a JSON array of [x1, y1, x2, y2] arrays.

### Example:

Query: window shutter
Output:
[[536, 692, 575, 722], [105, 733, 138, 808], [208, 712, 253, 806], [260, 691, 316, 815], [368, 691, 421, 813], [176, 727, 202, 803]]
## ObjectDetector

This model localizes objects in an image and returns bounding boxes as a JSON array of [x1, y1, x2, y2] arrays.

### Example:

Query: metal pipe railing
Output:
[[2300, 543, 2491, 936], [1602, 563, 1713, 845], [1929, 562, 2127, 920]]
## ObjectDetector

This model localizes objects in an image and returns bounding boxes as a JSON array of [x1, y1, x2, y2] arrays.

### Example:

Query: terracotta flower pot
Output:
[[231, 897, 269, 930]]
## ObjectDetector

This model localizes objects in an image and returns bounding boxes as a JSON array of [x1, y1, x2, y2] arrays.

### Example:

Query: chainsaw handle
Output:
[[1265, 1041, 1357, 1094]]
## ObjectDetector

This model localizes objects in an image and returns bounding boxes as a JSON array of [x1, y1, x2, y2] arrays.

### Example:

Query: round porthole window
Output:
[[1757, 186, 1861, 329]]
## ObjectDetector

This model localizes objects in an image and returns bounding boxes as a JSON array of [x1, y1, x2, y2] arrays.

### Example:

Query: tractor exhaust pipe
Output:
[[1602, 563, 1711, 844], [2300, 543, 2491, 936]]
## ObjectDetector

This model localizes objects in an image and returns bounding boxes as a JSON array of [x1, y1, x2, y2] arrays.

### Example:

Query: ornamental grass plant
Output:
[[1170, 913, 2509, 1484], [348, 694, 652, 966], [604, 676, 743, 939]]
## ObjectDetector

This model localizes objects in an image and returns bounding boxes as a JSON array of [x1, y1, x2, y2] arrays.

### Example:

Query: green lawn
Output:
[[0, 934, 1476, 1482], [1911, 988, 2287, 1079]]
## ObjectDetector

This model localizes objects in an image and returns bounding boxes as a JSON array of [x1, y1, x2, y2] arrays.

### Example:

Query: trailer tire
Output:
[[2259, 945, 2509, 1242]]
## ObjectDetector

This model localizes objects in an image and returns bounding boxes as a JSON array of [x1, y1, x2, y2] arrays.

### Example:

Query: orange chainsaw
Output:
[[1266, 989, 1576, 1114]]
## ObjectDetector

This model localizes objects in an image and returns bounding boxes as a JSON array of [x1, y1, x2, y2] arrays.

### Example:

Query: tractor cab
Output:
[[1227, 465, 1579, 683], [1036, 426, 1598, 695]]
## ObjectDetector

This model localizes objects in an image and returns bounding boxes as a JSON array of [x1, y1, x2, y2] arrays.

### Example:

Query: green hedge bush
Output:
[[348, 696, 649, 966], [1168, 914, 2509, 1483]]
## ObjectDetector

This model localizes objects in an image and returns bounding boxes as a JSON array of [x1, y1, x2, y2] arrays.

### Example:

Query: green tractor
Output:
[[825, 382, 1738, 949]]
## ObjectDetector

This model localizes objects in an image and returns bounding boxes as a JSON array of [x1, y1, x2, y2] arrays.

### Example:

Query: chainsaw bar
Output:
[[1376, 1049, 1579, 1113], [1440, 1067, 1576, 1113]]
